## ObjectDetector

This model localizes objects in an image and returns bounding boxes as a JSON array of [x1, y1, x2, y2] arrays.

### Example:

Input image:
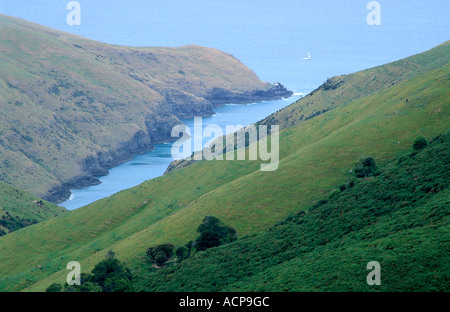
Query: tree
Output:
[[146, 243, 175, 266], [354, 157, 379, 178], [79, 282, 102, 292], [46, 254, 133, 292], [64, 285, 79, 292], [91, 258, 133, 292], [195, 216, 237, 251], [103, 274, 134, 292], [46, 283, 62, 292], [176, 246, 189, 262], [413, 136, 428, 151]]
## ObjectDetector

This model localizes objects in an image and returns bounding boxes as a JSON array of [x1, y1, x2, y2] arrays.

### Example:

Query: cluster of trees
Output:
[[44, 134, 442, 292], [46, 217, 237, 291], [138, 133, 449, 292], [0, 213, 37, 237], [46, 250, 133, 292], [146, 216, 237, 267]]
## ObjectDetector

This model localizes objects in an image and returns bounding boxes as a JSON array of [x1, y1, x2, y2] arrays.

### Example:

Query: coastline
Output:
[[47, 85, 293, 204]]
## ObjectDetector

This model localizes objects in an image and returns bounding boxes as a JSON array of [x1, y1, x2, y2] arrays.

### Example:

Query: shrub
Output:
[[80, 282, 102, 292], [413, 136, 428, 151], [46, 254, 133, 292], [103, 274, 134, 292], [46, 283, 62, 292], [91, 258, 133, 292], [195, 216, 237, 251], [146, 243, 175, 266], [176, 246, 189, 262], [354, 157, 379, 178]]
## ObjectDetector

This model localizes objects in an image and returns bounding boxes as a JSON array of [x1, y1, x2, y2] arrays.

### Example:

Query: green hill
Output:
[[0, 41, 448, 292], [166, 41, 450, 173], [137, 132, 450, 291], [0, 14, 290, 203], [0, 181, 66, 236], [260, 40, 450, 131]]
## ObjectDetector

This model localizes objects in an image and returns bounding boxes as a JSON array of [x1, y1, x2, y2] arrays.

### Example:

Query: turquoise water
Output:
[[60, 94, 302, 210], [2, 1, 448, 209]]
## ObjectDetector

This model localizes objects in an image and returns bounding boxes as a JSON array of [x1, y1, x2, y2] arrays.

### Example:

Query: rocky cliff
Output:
[[0, 14, 292, 203]]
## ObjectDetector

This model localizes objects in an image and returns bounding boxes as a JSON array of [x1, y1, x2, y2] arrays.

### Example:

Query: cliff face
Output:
[[206, 82, 292, 105], [0, 14, 291, 203]]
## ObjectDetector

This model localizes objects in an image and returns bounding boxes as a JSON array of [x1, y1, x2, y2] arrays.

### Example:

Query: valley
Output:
[[0, 14, 291, 204], [0, 40, 448, 291]]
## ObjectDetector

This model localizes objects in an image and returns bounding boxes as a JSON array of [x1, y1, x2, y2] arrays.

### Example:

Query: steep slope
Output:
[[0, 14, 291, 203], [166, 41, 450, 173], [260, 40, 450, 130], [0, 42, 448, 292], [138, 132, 450, 291], [0, 181, 66, 236]]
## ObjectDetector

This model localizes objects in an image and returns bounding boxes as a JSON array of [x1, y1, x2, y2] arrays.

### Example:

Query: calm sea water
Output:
[[60, 94, 302, 210], [1, 0, 449, 93], [1, 1, 448, 209]]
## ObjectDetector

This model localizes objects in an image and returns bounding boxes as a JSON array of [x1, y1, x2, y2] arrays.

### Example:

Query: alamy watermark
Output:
[[65, 2, 380, 27], [66, 261, 81, 286], [65, 260, 381, 288], [171, 117, 279, 171], [367, 261, 381, 285], [67, 1, 81, 26], [367, 1, 381, 26]]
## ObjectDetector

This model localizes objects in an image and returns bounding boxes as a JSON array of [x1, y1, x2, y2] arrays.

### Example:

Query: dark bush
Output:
[[45, 253, 133, 292], [354, 156, 379, 178], [176, 246, 190, 262], [79, 282, 102, 292], [91, 258, 133, 292], [195, 216, 237, 251], [146, 243, 175, 266], [413, 136, 428, 151], [46, 283, 62, 292]]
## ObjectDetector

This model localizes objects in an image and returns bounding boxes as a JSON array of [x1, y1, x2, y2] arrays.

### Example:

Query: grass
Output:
[[0, 13, 277, 201], [260, 40, 450, 131], [137, 132, 450, 291], [0, 181, 67, 236], [0, 40, 448, 292]]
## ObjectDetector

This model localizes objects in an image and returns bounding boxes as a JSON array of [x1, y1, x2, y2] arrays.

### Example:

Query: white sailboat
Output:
[[304, 52, 311, 60]]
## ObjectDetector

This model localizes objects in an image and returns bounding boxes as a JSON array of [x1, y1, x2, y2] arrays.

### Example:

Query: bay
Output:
[[2, 0, 448, 209], [60, 94, 302, 210]]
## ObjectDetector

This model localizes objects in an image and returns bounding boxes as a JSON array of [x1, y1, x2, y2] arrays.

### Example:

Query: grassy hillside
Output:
[[0, 14, 289, 202], [0, 181, 66, 236], [0, 42, 448, 292], [137, 132, 450, 291], [260, 40, 450, 131], [167, 41, 450, 173]]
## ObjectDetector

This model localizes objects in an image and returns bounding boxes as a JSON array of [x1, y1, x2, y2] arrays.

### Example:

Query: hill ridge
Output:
[[138, 131, 450, 292], [0, 14, 291, 203], [0, 41, 448, 292]]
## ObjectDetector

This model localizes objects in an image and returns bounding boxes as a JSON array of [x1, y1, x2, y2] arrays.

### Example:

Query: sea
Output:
[[1, 0, 448, 209]]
